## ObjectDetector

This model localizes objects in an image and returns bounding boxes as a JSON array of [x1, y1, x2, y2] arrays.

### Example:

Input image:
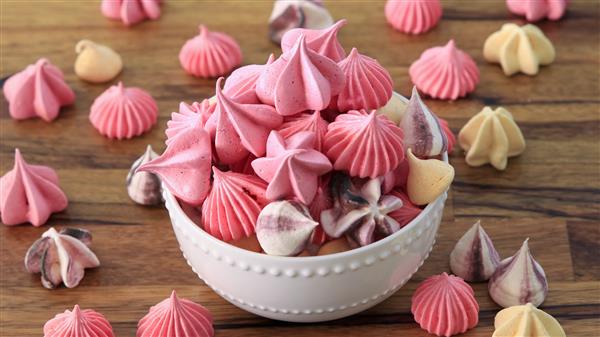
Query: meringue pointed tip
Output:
[[170, 289, 178, 300], [72, 304, 82, 315], [199, 24, 208, 35], [333, 19, 347, 29], [446, 39, 456, 48], [349, 47, 359, 56]]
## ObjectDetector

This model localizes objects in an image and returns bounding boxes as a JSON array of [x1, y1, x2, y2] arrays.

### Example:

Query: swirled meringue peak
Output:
[[507, 0, 568, 22], [137, 290, 214, 337], [277, 110, 329, 151], [44, 305, 114, 337], [493, 303, 566, 337], [101, 0, 160, 26], [179, 25, 242, 78], [138, 126, 212, 206], [201, 167, 269, 241], [336, 48, 393, 111], [1, 149, 68, 226], [166, 100, 215, 145], [450, 220, 501, 282], [400, 87, 449, 157], [484, 23, 555, 76], [412, 273, 479, 337], [205, 78, 283, 164], [409, 40, 479, 100], [3, 58, 75, 122], [256, 34, 345, 115], [321, 175, 404, 247], [489, 239, 548, 308], [324, 110, 404, 178], [281, 19, 347, 61], [223, 54, 275, 104], [89, 82, 158, 139], [252, 131, 332, 204], [385, 0, 442, 35], [269, 0, 334, 44]]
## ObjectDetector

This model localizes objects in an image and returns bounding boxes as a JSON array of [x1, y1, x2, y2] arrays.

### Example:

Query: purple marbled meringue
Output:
[[488, 239, 548, 307], [256, 200, 318, 256], [450, 220, 501, 282], [400, 86, 448, 158]]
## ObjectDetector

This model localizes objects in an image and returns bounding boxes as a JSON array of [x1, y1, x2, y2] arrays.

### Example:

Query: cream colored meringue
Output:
[[406, 148, 454, 205], [489, 239, 548, 308], [484, 23, 555, 76], [458, 106, 526, 170], [376, 91, 409, 124], [493, 303, 565, 337], [74, 39, 122, 83], [450, 220, 501, 282]]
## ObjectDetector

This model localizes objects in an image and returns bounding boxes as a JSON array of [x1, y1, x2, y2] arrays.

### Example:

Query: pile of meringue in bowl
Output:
[[141, 19, 456, 321]]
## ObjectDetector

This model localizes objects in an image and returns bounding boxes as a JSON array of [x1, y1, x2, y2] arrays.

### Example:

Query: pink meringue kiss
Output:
[[409, 40, 480, 100], [277, 111, 329, 151], [385, 0, 443, 35], [89, 82, 158, 139], [412, 273, 479, 337], [138, 126, 212, 206], [137, 290, 214, 337], [507, 0, 568, 22], [3, 58, 75, 122], [388, 189, 421, 228], [252, 131, 332, 205], [179, 25, 242, 78], [223, 54, 274, 104], [205, 78, 283, 164], [44, 305, 114, 337], [165, 100, 214, 145], [256, 34, 345, 116], [324, 110, 405, 179], [202, 167, 269, 241], [101, 0, 160, 26], [1, 149, 68, 226], [281, 19, 347, 62], [335, 48, 393, 112]]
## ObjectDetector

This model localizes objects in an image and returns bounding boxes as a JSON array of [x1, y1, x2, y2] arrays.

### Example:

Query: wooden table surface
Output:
[[1, 1, 599, 336]]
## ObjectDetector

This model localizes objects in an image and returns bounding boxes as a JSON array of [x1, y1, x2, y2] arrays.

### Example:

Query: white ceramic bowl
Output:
[[165, 91, 445, 322], [164, 179, 446, 323]]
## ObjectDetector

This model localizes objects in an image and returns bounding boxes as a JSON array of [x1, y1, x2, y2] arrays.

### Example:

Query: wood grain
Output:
[[1, 0, 599, 336]]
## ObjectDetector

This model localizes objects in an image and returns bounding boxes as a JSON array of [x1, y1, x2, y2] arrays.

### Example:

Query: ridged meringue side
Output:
[[324, 110, 405, 178], [506, 0, 568, 22], [268, 0, 334, 44], [201, 167, 269, 242], [138, 126, 212, 206], [3, 58, 75, 122], [336, 48, 393, 111], [406, 148, 454, 205], [411, 273, 479, 337], [44, 305, 114, 337], [385, 0, 442, 35], [89, 82, 158, 139], [137, 290, 214, 337], [483, 23, 555, 76], [179, 25, 242, 78], [256, 35, 345, 115], [252, 131, 332, 204], [400, 87, 449, 157], [223, 54, 274, 104], [493, 303, 566, 337], [256, 200, 318, 256], [1, 149, 68, 226], [277, 111, 329, 151], [165, 100, 215, 145], [489, 239, 548, 308], [458, 106, 526, 170], [450, 220, 501, 282], [280, 19, 347, 61], [205, 78, 283, 164], [127, 145, 162, 206], [409, 40, 479, 100], [101, 0, 161, 26]]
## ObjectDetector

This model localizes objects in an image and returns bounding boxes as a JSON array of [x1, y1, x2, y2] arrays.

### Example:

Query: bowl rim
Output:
[[165, 152, 449, 264]]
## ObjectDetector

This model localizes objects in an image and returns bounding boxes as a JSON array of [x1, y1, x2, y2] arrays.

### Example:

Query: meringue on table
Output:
[[493, 303, 565, 337], [74, 39, 122, 83], [44, 305, 114, 337], [450, 220, 501, 282]]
